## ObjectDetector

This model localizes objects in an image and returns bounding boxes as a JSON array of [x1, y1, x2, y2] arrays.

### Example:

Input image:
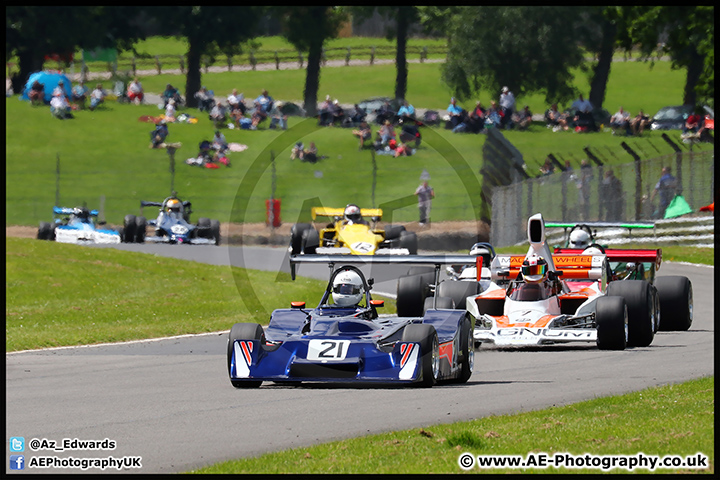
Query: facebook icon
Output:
[[10, 455, 25, 470]]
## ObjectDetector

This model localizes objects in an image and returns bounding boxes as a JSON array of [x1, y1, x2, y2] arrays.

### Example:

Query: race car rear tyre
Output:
[[384, 224, 406, 240], [301, 227, 319, 254], [227, 323, 264, 388], [436, 281, 481, 311], [290, 223, 312, 255], [38, 222, 53, 240], [123, 215, 137, 243], [197, 218, 211, 238], [595, 296, 628, 350], [210, 219, 221, 245], [456, 317, 474, 384], [402, 324, 439, 387], [654, 276, 693, 331], [607, 280, 656, 347], [398, 231, 418, 254], [423, 296, 454, 314], [135, 216, 147, 243], [396, 273, 433, 317]]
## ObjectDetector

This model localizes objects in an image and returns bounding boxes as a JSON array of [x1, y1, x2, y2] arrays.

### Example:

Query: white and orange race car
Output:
[[467, 213, 691, 350]]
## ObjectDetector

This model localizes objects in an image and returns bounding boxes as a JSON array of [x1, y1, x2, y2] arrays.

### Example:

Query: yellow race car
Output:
[[290, 204, 417, 255]]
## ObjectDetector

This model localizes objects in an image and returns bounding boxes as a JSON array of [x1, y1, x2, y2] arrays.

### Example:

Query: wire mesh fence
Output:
[[490, 149, 714, 247]]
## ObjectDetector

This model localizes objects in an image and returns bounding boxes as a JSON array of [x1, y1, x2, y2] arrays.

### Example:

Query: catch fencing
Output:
[[490, 148, 715, 247]]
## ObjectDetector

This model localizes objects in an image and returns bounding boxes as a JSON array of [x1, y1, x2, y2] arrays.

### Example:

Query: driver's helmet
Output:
[[583, 246, 604, 256], [76, 207, 90, 221], [522, 255, 548, 283], [469, 243, 492, 265], [569, 229, 591, 249], [344, 204, 362, 224], [166, 198, 182, 214], [332, 269, 364, 307]]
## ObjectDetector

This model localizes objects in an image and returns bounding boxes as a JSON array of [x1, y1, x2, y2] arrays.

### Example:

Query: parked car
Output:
[[649, 104, 694, 131]]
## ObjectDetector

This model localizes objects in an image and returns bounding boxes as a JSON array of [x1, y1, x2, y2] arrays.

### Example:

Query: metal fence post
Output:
[[370, 46, 375, 66], [179, 55, 185, 74], [155, 55, 161, 75], [275, 51, 280, 70], [345, 47, 351, 66]]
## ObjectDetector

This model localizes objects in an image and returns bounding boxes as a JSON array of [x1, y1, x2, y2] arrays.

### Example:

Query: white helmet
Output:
[[344, 204, 362, 224], [569, 229, 591, 249], [583, 246, 603, 256], [332, 270, 364, 307], [522, 255, 548, 283]]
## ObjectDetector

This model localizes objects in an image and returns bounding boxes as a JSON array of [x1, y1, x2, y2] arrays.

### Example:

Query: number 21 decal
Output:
[[307, 340, 350, 361]]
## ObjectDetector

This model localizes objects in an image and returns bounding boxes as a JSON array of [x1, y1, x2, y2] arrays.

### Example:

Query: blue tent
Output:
[[21, 71, 73, 104]]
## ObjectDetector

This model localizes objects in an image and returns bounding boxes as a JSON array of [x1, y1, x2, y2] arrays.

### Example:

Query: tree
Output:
[[6, 6, 144, 92], [277, 6, 347, 117], [147, 6, 264, 108], [350, 7, 421, 101], [437, 7, 587, 106], [619, 6, 714, 107]]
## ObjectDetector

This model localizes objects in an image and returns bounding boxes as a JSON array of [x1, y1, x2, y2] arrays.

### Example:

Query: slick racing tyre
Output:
[[402, 324, 439, 387], [456, 317, 474, 384], [383, 224, 406, 240], [197, 218, 211, 238], [123, 215, 137, 243], [595, 296, 628, 350], [607, 280, 656, 347], [38, 222, 54, 240], [210, 219, 221, 245], [396, 273, 433, 317], [436, 281, 481, 312], [290, 223, 311, 255], [135, 216, 147, 243], [398, 230, 418, 254], [654, 276, 693, 331], [301, 227, 319, 254], [227, 323, 265, 388], [423, 296, 454, 314]]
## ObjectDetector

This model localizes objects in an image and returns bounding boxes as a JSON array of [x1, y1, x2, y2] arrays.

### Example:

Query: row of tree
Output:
[[7, 6, 714, 116]]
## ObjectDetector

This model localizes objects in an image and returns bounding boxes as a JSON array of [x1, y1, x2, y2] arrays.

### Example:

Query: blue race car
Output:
[[130, 195, 220, 245], [227, 255, 478, 388], [38, 206, 122, 244]]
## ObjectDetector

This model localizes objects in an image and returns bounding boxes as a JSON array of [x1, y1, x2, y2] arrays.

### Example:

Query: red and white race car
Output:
[[467, 214, 692, 350]]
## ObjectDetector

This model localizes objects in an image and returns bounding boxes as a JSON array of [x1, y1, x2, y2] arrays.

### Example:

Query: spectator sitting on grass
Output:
[[485, 101, 502, 129], [72, 80, 88, 109], [379, 120, 396, 146], [545, 103, 569, 131], [227, 89, 246, 115], [195, 86, 215, 112], [349, 103, 366, 125], [50, 92, 72, 119], [210, 101, 228, 128], [375, 99, 394, 125], [630, 109, 650, 136], [127, 77, 144, 104], [269, 101, 288, 130], [29, 80, 45, 105], [162, 84, 182, 108], [394, 141, 413, 157], [446, 97, 463, 129], [609, 106, 631, 135], [353, 121, 372, 149], [318, 95, 333, 126], [331, 99, 345, 126], [165, 99, 177, 122], [89, 83, 105, 111], [150, 120, 169, 148], [399, 119, 422, 146], [303, 142, 318, 163], [212, 130, 228, 155], [397, 100, 415, 123], [514, 105, 533, 130]]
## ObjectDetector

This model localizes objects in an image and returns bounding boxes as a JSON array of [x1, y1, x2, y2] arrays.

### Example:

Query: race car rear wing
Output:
[[491, 254, 609, 281], [53, 206, 98, 216], [290, 254, 483, 309], [554, 247, 662, 271], [311, 207, 383, 221]]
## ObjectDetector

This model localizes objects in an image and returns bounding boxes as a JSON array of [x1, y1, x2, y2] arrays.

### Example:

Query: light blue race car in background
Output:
[[37, 206, 122, 244]]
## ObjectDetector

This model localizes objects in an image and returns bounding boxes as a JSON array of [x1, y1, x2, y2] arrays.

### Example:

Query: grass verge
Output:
[[191, 376, 714, 474]]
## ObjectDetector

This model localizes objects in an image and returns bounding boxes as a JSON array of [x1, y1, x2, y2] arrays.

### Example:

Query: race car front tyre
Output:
[[38, 222, 53, 240], [607, 280, 656, 347], [383, 224, 406, 240], [654, 276, 693, 331], [135, 216, 146, 243], [301, 227, 319, 254], [227, 323, 265, 388], [398, 231, 418, 254], [396, 273, 432, 317], [290, 223, 311, 254], [210, 219, 221, 245], [402, 324, 439, 387], [423, 296, 454, 314], [456, 317, 474, 383], [197, 218, 211, 238], [595, 296, 628, 350], [123, 215, 137, 243], [436, 281, 481, 311]]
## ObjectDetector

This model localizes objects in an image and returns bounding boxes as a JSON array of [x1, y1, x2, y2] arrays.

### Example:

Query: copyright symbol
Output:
[[458, 452, 475, 470], [30, 438, 41, 450]]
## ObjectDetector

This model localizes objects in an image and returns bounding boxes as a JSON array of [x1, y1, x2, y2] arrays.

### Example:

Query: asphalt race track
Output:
[[6, 244, 714, 473]]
